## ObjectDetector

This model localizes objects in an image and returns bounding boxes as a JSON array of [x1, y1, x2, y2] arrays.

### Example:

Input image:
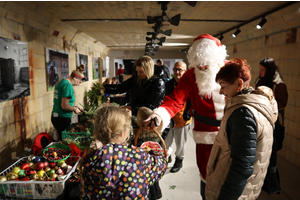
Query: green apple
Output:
[[57, 160, 65, 165], [47, 169, 55, 176]]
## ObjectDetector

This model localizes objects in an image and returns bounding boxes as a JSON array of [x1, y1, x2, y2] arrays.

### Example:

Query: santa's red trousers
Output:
[[196, 143, 213, 181]]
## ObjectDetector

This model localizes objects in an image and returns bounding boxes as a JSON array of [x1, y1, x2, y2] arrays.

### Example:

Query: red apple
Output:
[[49, 162, 56, 168], [35, 162, 45, 171], [21, 163, 29, 170], [43, 161, 49, 168], [26, 169, 37, 175]]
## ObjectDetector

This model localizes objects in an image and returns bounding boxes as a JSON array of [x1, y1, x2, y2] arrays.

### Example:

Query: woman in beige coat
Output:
[[205, 58, 278, 200]]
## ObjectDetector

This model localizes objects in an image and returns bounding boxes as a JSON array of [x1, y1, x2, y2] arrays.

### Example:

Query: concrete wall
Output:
[[0, 2, 109, 169]]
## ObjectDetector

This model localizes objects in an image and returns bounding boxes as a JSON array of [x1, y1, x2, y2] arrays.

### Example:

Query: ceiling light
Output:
[[219, 35, 224, 41], [256, 17, 267, 29], [232, 28, 241, 37]]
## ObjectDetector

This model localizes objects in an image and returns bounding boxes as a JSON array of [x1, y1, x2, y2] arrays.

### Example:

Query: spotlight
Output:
[[219, 35, 224, 41], [256, 17, 267, 29], [232, 28, 241, 38]]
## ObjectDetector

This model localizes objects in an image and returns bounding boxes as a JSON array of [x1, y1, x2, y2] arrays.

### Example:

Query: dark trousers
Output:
[[118, 75, 123, 83], [51, 116, 71, 141], [201, 180, 206, 199]]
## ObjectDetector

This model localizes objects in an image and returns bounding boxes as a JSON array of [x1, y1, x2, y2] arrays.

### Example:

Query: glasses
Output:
[[173, 68, 186, 73]]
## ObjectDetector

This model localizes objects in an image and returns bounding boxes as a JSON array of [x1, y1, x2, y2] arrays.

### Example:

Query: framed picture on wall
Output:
[[45, 47, 69, 91], [76, 53, 88, 81], [92, 57, 99, 80], [0, 36, 30, 102]]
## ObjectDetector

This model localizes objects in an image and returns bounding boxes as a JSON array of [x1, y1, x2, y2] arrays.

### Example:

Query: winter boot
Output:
[[168, 156, 172, 163], [170, 157, 183, 173]]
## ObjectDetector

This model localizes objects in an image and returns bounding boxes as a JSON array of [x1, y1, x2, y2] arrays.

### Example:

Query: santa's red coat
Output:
[[154, 67, 225, 180]]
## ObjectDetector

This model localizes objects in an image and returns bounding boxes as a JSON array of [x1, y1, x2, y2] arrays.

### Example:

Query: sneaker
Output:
[[170, 158, 183, 173]]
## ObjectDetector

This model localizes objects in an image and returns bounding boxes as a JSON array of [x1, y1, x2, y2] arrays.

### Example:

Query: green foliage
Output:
[[84, 82, 107, 112]]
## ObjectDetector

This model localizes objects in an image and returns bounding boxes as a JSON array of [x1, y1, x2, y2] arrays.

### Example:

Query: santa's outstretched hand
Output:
[[143, 114, 161, 131]]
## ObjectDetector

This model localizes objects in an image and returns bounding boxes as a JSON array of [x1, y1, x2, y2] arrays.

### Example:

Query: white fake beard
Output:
[[194, 65, 220, 98]]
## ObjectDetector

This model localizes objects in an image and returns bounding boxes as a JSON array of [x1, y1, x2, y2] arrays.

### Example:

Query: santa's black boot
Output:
[[170, 157, 183, 173]]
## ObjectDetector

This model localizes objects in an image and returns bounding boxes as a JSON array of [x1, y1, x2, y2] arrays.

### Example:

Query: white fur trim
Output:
[[212, 88, 225, 120], [192, 130, 218, 144], [153, 107, 171, 132]]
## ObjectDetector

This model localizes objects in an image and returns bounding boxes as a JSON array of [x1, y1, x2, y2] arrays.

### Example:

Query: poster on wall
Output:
[[92, 57, 99, 80], [45, 47, 69, 91], [0, 36, 30, 103], [76, 53, 88, 81]]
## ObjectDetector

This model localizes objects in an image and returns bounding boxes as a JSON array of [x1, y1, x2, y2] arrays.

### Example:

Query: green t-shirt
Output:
[[52, 79, 75, 118]]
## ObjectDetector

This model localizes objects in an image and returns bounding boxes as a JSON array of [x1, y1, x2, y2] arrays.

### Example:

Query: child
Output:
[[80, 104, 167, 200], [136, 107, 164, 200], [135, 107, 162, 147]]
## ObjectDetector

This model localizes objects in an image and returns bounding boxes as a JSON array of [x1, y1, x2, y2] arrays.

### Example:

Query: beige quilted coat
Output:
[[205, 86, 278, 200]]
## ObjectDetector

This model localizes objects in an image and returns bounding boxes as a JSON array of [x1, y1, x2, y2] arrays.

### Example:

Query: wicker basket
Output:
[[134, 127, 168, 158]]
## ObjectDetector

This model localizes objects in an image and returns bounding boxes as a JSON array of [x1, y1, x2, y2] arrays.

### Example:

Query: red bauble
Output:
[[35, 162, 45, 171], [21, 163, 29, 170]]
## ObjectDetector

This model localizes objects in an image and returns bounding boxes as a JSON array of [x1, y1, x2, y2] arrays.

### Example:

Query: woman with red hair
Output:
[[205, 58, 278, 199]]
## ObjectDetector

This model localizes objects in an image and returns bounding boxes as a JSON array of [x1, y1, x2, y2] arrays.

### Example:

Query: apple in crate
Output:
[[21, 163, 29, 170], [37, 170, 45, 178], [49, 162, 56, 168], [0, 176, 7, 182], [35, 162, 45, 171], [43, 161, 49, 168], [47, 169, 55, 176], [12, 166, 21, 174]]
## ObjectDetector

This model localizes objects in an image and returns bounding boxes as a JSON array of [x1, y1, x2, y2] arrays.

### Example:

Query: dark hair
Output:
[[215, 58, 251, 85], [157, 59, 163, 65], [255, 57, 278, 89]]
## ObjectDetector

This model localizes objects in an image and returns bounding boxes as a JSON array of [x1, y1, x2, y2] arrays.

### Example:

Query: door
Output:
[[0, 58, 15, 90]]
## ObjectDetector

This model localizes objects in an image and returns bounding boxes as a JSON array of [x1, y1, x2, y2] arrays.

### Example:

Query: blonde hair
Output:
[[135, 56, 154, 83], [71, 64, 86, 77], [94, 103, 131, 145]]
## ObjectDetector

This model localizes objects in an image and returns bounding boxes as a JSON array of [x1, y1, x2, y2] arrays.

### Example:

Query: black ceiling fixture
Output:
[[214, 1, 296, 39], [144, 1, 194, 55], [256, 17, 267, 29]]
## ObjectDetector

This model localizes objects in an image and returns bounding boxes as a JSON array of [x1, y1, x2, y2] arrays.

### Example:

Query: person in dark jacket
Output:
[[255, 57, 288, 194], [164, 61, 192, 173], [155, 59, 170, 82], [205, 58, 278, 200], [103, 56, 165, 117], [103, 56, 165, 200]]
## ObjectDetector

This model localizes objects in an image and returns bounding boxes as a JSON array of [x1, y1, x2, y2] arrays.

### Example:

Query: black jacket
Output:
[[165, 78, 191, 121], [154, 64, 170, 82], [104, 73, 165, 116]]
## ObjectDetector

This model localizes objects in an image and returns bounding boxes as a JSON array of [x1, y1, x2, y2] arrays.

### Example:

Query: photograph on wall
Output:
[[0, 36, 30, 103], [92, 57, 99, 80], [45, 47, 69, 91], [76, 53, 89, 81]]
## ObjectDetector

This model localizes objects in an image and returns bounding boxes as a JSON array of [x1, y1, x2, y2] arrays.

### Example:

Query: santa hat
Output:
[[193, 33, 222, 47]]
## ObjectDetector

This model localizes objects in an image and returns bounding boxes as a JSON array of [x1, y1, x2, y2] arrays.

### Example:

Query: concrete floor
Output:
[[159, 131, 300, 200]]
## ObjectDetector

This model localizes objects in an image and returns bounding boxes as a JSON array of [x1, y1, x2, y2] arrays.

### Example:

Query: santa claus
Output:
[[144, 33, 228, 198]]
